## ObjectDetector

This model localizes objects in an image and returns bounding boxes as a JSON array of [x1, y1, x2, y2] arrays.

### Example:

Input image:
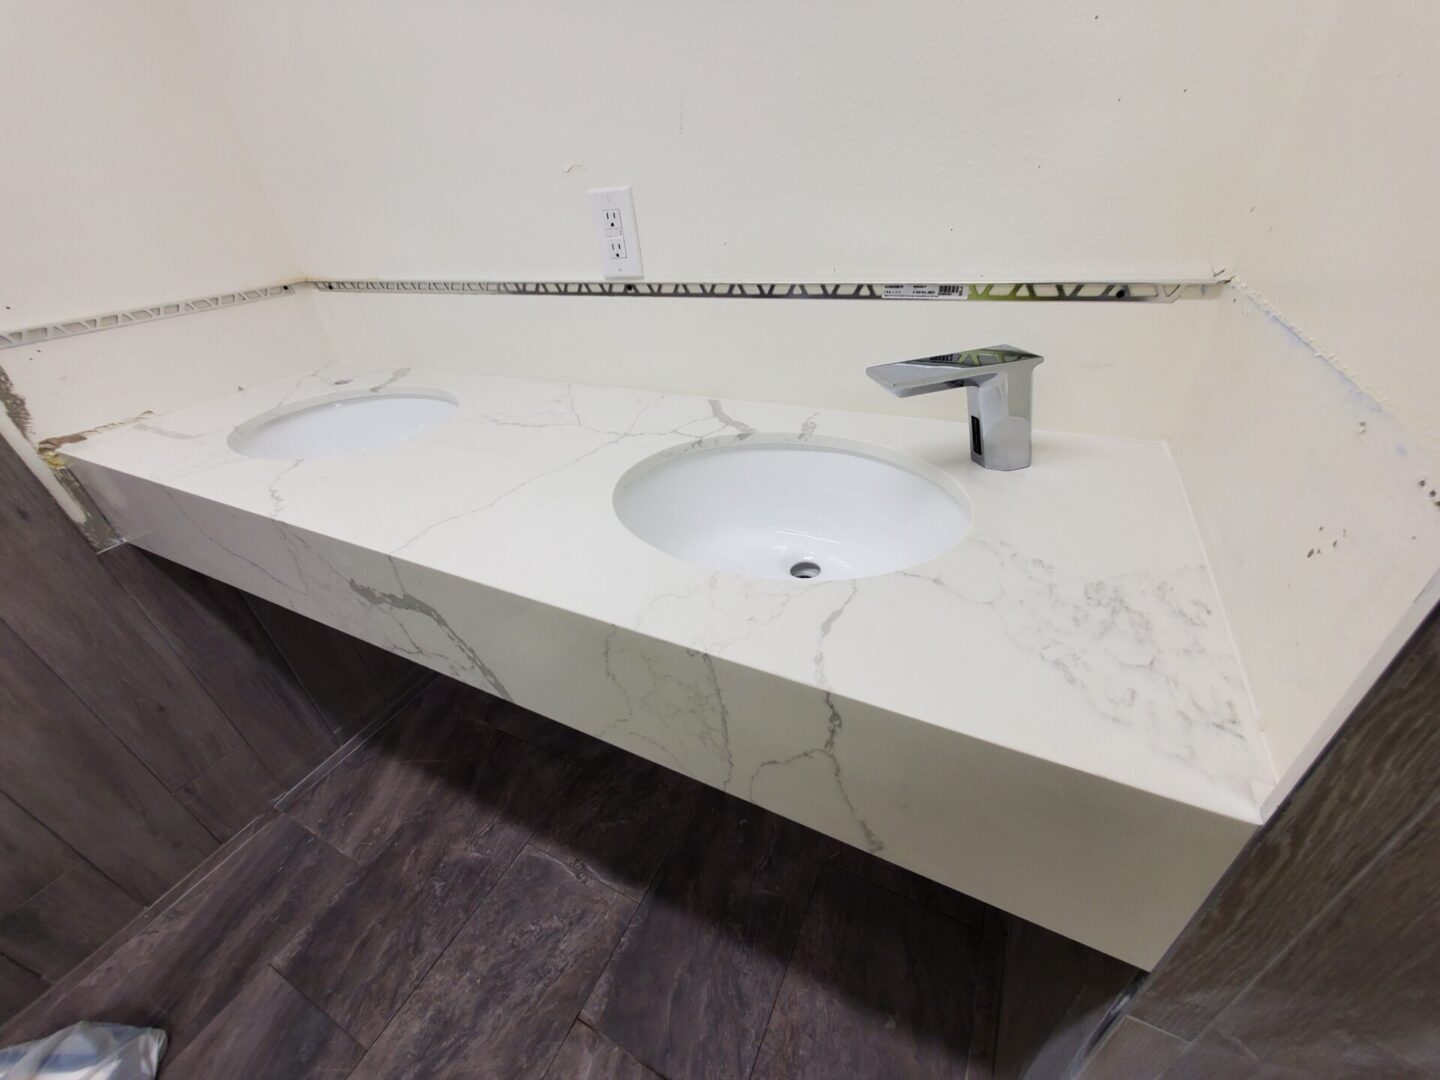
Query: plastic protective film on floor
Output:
[[0, 1023, 165, 1080]]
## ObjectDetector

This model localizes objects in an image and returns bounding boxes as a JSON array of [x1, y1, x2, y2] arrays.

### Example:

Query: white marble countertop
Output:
[[66, 365, 1274, 824]]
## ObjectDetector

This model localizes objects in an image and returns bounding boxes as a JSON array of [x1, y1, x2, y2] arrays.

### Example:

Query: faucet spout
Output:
[[866, 345, 1043, 471]]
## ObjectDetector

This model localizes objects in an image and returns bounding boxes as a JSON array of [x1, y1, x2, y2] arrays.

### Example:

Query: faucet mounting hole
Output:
[[789, 561, 822, 579]]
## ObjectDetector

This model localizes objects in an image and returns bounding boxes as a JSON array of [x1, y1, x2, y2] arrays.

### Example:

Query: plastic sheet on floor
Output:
[[0, 1023, 165, 1080]]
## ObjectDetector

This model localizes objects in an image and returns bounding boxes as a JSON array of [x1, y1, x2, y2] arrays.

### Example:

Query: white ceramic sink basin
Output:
[[229, 387, 458, 460], [614, 435, 971, 581]]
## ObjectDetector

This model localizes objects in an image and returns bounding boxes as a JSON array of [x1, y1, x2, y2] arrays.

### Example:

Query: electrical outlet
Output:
[[589, 186, 642, 279]]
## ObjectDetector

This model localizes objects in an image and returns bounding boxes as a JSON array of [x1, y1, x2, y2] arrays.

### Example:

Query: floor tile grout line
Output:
[[0, 627, 220, 886], [577, 776, 717, 983], [4, 813, 360, 1054], [0, 804, 96, 923], [568, 825, 678, 1077], [275, 691, 593, 1058], [282, 808, 351, 859], [565, 831, 652, 990], [276, 689, 471, 861], [272, 677, 433, 814], [577, 1013, 673, 1079], [530, 932, 622, 1080], [572, 1015, 667, 1080], [742, 841, 832, 1080], [343, 809, 551, 1064], [578, 788, 813, 1080], [19, 693, 583, 1047], [0, 810, 283, 1042], [106, 558, 293, 803], [571, 894, 654, 1073], [240, 591, 386, 747], [262, 961, 369, 1062], [269, 690, 534, 1070], [1156, 782, 1440, 1061], [963, 908, 1007, 1080], [538, 1018, 590, 1080], [619, 776, 711, 906], [324, 707, 646, 1074], [0, 951, 45, 984]]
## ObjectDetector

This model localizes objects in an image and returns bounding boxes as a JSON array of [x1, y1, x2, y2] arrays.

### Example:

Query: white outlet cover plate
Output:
[[589, 186, 642, 280]]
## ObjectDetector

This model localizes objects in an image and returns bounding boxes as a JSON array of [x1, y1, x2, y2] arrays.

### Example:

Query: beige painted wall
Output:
[[1236, 3, 1440, 459], [0, 0, 307, 518], [0, 0, 298, 328], [1174, 4, 1440, 792], [186, 0, 1321, 283]]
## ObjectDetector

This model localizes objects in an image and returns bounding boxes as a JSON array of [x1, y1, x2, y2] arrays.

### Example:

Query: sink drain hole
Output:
[[789, 561, 822, 579]]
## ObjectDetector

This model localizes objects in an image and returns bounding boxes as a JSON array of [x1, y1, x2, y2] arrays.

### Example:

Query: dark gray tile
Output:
[[1193, 801, 1440, 1078], [1133, 606, 1440, 1041], [544, 1022, 661, 1080], [104, 547, 339, 785], [351, 847, 632, 1080], [532, 744, 703, 901], [965, 907, 1007, 1079], [0, 791, 77, 915], [0, 816, 354, 1058], [245, 595, 391, 737], [994, 916, 1137, 1080], [584, 792, 831, 1080], [0, 617, 217, 903], [829, 843, 985, 927], [0, 955, 44, 1026], [751, 865, 979, 1079], [162, 966, 363, 1080], [175, 745, 283, 843], [484, 697, 609, 764], [0, 864, 141, 982], [0, 449, 243, 792], [277, 731, 574, 1045], [285, 679, 501, 862], [0, 811, 284, 1042], [354, 637, 430, 704], [1162, 1029, 1283, 1080], [1078, 1017, 1188, 1080]]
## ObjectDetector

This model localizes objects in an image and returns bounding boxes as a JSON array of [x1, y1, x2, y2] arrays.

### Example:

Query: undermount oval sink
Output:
[[614, 435, 971, 581], [229, 388, 458, 460]]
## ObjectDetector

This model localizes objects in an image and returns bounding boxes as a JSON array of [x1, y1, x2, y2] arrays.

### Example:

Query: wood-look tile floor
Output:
[[0, 677, 1019, 1079]]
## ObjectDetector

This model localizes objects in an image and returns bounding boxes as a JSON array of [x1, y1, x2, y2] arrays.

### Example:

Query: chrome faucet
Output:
[[866, 345, 1044, 471]]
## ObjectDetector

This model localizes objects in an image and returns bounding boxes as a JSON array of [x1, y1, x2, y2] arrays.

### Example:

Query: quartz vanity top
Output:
[[65, 365, 1275, 824]]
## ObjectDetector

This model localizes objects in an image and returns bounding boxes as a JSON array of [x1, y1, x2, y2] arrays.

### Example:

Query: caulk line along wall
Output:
[[1, 0, 1438, 797]]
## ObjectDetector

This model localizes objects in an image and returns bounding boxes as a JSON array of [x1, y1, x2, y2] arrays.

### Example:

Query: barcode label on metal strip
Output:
[[881, 284, 968, 299]]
